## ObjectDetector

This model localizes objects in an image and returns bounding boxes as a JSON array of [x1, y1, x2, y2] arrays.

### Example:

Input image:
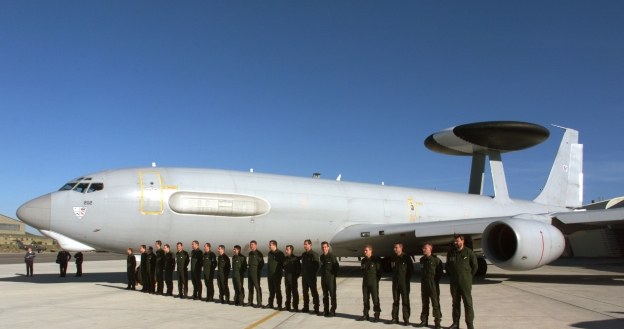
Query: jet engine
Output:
[[482, 218, 565, 271]]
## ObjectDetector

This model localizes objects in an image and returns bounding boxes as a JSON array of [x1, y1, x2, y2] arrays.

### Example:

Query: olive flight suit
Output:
[[419, 254, 443, 327], [247, 250, 264, 307], [445, 246, 478, 329], [164, 251, 175, 295], [190, 248, 204, 299], [391, 252, 413, 324], [267, 249, 285, 309], [361, 256, 382, 321], [202, 250, 217, 301], [217, 253, 231, 303], [232, 253, 247, 305], [301, 250, 320, 313], [283, 254, 301, 311], [176, 249, 190, 298], [320, 252, 339, 316]]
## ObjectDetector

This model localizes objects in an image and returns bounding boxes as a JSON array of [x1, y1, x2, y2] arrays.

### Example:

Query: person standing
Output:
[[146, 246, 156, 293], [301, 239, 320, 315], [217, 245, 231, 304], [56, 249, 71, 277], [24, 247, 35, 277], [266, 240, 285, 310], [139, 245, 148, 292], [126, 247, 136, 290], [358, 244, 381, 322], [283, 244, 301, 312], [445, 234, 478, 329], [155, 240, 165, 295], [176, 242, 190, 298], [202, 243, 217, 302], [190, 240, 204, 300], [390, 242, 413, 326], [246, 240, 264, 308], [163, 243, 175, 296], [231, 245, 247, 306], [320, 241, 339, 317], [417, 243, 443, 329], [74, 251, 83, 277]]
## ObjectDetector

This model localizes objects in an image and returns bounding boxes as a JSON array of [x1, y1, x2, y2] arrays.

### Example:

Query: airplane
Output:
[[16, 121, 624, 275], [15, 239, 46, 253]]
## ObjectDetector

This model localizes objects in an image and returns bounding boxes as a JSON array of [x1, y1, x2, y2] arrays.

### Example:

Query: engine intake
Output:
[[483, 218, 565, 271]]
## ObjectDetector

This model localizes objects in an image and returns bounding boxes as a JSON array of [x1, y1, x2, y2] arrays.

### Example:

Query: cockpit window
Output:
[[73, 183, 90, 193], [87, 183, 104, 193], [59, 183, 77, 191]]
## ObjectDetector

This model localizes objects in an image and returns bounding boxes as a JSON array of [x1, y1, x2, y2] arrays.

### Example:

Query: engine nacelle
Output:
[[482, 218, 565, 271]]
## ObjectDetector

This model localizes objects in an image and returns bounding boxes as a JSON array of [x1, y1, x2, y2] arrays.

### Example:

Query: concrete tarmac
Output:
[[1, 256, 623, 329]]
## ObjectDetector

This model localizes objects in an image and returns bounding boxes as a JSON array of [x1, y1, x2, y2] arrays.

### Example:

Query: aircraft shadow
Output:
[[483, 273, 624, 286], [0, 272, 126, 284], [571, 318, 624, 329]]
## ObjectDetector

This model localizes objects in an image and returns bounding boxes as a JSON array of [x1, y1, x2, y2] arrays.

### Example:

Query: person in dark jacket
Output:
[[176, 242, 190, 298], [217, 245, 231, 304], [283, 245, 301, 312], [358, 244, 381, 322], [390, 242, 413, 326], [163, 243, 175, 296], [202, 243, 217, 302], [126, 247, 136, 290], [266, 240, 285, 310], [74, 251, 83, 277], [139, 245, 147, 292], [190, 240, 204, 300], [24, 247, 36, 277], [146, 246, 156, 293], [301, 239, 320, 315], [56, 249, 71, 277], [155, 240, 165, 295]]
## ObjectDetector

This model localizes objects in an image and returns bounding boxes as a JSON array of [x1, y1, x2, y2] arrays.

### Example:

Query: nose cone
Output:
[[17, 194, 51, 231]]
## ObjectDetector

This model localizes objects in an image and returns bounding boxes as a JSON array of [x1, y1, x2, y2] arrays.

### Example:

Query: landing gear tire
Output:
[[476, 257, 487, 277]]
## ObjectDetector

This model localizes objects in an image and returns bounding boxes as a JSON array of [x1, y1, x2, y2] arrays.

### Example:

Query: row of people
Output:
[[125, 234, 476, 329]]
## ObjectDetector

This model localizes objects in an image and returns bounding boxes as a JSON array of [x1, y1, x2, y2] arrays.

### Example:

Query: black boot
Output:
[[357, 314, 369, 321], [416, 319, 428, 327]]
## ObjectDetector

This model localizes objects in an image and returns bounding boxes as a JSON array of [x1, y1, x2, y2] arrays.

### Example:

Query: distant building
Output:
[[0, 214, 57, 248]]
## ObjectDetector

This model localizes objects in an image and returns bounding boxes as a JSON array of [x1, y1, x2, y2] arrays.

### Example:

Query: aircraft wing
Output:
[[552, 208, 624, 234]]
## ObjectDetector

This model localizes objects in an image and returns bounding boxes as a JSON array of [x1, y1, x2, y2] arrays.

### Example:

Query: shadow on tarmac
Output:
[[571, 318, 624, 329], [0, 271, 126, 284], [484, 273, 624, 286]]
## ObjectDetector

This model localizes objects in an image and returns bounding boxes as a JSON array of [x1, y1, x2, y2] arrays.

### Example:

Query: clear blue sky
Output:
[[1, 1, 623, 229]]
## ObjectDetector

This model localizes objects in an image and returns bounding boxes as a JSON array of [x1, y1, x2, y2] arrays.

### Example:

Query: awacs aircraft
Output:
[[15, 240, 46, 253], [16, 121, 624, 275]]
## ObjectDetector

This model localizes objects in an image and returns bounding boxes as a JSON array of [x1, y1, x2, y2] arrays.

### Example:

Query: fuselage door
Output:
[[140, 172, 163, 215]]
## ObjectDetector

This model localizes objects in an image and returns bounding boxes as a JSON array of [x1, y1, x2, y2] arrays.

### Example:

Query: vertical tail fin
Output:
[[533, 127, 583, 208]]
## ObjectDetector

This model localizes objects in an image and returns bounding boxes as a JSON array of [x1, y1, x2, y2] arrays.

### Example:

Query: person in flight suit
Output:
[[155, 240, 165, 295], [176, 242, 190, 298], [266, 240, 285, 310], [217, 245, 231, 304], [56, 249, 71, 277], [390, 242, 413, 326], [202, 242, 217, 302], [245, 240, 264, 308], [74, 251, 83, 277], [126, 247, 136, 290], [190, 240, 204, 300], [445, 234, 478, 329], [301, 239, 320, 315], [358, 244, 381, 323], [139, 245, 147, 291], [417, 243, 444, 329], [320, 241, 339, 317], [163, 243, 175, 296], [146, 246, 156, 293], [232, 245, 248, 306], [283, 244, 301, 312]]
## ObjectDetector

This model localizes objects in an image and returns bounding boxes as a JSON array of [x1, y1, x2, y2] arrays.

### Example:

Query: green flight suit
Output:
[[164, 251, 175, 295], [283, 254, 301, 310], [190, 248, 203, 299], [267, 249, 285, 308], [217, 253, 231, 303], [420, 254, 443, 324], [247, 250, 264, 306], [391, 253, 413, 323], [361, 256, 382, 318], [202, 251, 217, 301], [301, 250, 320, 312], [445, 246, 478, 329], [176, 250, 189, 298], [232, 254, 247, 305], [320, 252, 339, 315]]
